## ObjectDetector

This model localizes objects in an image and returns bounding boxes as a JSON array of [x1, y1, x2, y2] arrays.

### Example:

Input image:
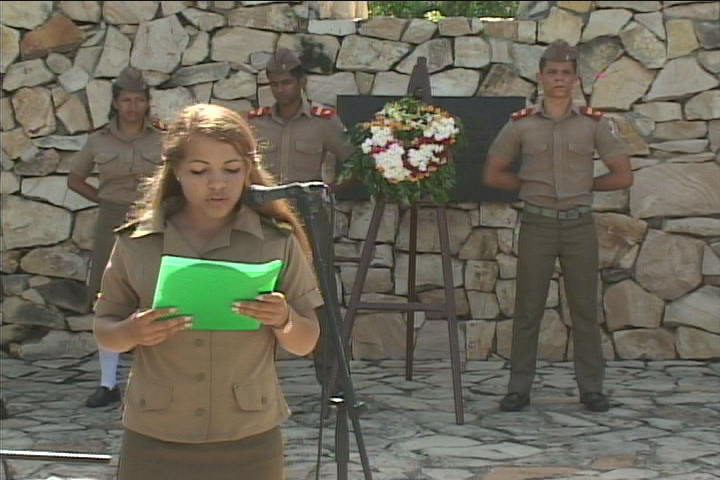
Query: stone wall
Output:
[[1, 1, 719, 363]]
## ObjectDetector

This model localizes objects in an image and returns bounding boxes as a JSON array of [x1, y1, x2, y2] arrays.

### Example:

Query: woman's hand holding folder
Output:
[[127, 307, 192, 347], [232, 292, 289, 330]]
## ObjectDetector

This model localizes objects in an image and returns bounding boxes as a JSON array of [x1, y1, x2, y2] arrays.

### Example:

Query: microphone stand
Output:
[[282, 187, 373, 480]]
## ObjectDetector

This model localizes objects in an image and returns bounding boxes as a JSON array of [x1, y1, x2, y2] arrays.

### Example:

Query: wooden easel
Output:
[[338, 58, 465, 425]]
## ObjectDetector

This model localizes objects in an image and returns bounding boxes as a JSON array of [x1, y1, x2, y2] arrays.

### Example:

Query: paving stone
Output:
[[0, 357, 718, 479]]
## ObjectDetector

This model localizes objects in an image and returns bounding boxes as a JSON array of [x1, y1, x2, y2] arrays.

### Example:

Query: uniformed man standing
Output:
[[246, 48, 352, 389], [68, 66, 163, 408], [483, 41, 633, 413], [247, 48, 351, 183]]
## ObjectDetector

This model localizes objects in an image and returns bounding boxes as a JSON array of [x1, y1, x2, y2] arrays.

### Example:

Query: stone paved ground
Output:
[[1, 354, 719, 480]]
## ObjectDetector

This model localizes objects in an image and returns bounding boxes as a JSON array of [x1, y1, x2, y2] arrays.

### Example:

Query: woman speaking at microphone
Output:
[[93, 103, 321, 480]]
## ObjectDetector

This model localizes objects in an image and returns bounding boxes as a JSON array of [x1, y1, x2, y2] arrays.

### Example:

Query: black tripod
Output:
[[245, 183, 373, 480]]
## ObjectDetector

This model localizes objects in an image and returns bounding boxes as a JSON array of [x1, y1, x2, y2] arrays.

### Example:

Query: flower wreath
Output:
[[339, 97, 464, 206]]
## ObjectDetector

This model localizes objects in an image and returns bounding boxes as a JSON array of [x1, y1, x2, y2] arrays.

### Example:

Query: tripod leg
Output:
[[347, 399, 373, 480], [296, 194, 374, 480], [308, 197, 340, 392], [333, 399, 349, 480]]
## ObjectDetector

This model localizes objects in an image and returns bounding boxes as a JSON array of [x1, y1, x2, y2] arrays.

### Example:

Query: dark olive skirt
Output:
[[117, 427, 283, 480], [88, 201, 131, 298]]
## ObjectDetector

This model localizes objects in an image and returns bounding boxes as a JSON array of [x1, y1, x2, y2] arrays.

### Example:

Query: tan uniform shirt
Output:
[[94, 205, 324, 443], [488, 102, 629, 210], [70, 118, 163, 204], [247, 99, 352, 183]]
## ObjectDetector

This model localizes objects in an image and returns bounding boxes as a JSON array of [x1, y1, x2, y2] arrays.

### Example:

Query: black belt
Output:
[[524, 204, 592, 220]]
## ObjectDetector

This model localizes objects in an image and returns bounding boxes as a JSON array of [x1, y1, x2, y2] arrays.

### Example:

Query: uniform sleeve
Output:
[[69, 135, 96, 177], [324, 115, 353, 163], [277, 235, 324, 319], [487, 120, 520, 161], [595, 117, 629, 160], [94, 235, 140, 321]]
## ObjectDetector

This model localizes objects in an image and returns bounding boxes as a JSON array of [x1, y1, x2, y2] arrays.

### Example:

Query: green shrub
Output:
[[368, 1, 518, 20]]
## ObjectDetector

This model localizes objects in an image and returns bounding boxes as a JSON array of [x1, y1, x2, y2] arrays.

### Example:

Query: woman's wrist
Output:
[[271, 309, 293, 334]]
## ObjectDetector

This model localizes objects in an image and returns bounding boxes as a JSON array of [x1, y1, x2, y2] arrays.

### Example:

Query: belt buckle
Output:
[[321, 189, 332, 204], [568, 209, 582, 220], [540, 207, 554, 218], [557, 210, 568, 220]]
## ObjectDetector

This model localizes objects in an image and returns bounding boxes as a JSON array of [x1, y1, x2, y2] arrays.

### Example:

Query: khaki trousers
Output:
[[508, 211, 604, 395]]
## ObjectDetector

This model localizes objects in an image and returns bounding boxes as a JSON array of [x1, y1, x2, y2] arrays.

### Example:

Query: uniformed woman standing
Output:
[[93, 103, 321, 479], [68, 67, 164, 408]]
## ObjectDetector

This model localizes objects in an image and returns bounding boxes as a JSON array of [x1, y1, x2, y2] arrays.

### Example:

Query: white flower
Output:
[[355, 99, 460, 186], [374, 142, 411, 181], [424, 117, 458, 141], [370, 125, 393, 146], [361, 138, 374, 154], [407, 144, 436, 171]]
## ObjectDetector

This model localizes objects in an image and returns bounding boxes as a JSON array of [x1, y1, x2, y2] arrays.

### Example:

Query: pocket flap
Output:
[[295, 141, 322, 155], [233, 378, 276, 412], [258, 138, 277, 152], [141, 150, 162, 164], [522, 143, 548, 154], [128, 378, 173, 411], [568, 142, 593, 155], [94, 152, 120, 164]]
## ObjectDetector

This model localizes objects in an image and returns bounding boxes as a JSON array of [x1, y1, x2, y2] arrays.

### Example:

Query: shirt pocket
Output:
[[295, 141, 323, 156], [141, 150, 162, 165], [258, 141, 279, 176], [293, 141, 323, 180], [94, 151, 126, 177], [568, 142, 593, 170], [233, 377, 276, 412], [520, 142, 549, 174], [127, 377, 174, 411], [135, 150, 162, 176]]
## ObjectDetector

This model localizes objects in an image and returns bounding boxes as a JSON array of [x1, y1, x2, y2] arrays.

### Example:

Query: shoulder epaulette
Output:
[[248, 106, 271, 119], [580, 106, 604, 120], [259, 216, 293, 236], [310, 105, 336, 118], [510, 107, 536, 121], [114, 218, 141, 234], [151, 118, 168, 131]]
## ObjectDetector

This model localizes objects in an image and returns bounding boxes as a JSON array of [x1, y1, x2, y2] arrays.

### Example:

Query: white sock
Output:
[[99, 348, 119, 389]]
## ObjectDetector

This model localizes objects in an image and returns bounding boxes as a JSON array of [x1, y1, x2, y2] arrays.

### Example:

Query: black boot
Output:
[[85, 386, 121, 408]]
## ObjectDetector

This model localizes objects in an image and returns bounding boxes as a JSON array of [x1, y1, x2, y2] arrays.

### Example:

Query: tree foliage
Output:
[[368, 1, 518, 19]]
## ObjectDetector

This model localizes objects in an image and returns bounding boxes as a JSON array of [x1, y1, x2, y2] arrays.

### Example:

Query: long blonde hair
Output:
[[131, 103, 311, 255]]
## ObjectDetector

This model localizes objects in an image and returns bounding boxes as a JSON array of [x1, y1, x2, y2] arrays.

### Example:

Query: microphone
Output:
[[243, 182, 327, 208]]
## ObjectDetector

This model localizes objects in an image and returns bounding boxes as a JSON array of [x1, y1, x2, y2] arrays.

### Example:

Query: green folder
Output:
[[151, 255, 284, 330]]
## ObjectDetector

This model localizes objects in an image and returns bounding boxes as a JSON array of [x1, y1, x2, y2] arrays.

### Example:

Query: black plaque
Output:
[[335, 95, 525, 203]]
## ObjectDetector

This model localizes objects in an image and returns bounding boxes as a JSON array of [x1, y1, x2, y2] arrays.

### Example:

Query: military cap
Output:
[[541, 40, 577, 62], [114, 66, 147, 92], [265, 48, 302, 74]]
